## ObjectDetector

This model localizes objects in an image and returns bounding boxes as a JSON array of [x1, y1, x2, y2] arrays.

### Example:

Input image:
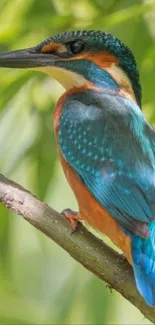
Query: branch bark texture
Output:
[[0, 173, 154, 323]]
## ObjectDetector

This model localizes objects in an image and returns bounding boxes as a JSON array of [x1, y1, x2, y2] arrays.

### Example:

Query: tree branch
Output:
[[0, 173, 154, 323]]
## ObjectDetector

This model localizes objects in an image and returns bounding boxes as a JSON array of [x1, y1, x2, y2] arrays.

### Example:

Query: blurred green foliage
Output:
[[0, 0, 155, 324]]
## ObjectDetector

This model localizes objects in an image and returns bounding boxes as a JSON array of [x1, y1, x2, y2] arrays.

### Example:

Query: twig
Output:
[[0, 173, 154, 323]]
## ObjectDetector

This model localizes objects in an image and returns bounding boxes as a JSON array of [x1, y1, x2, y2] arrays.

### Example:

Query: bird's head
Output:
[[0, 30, 141, 107]]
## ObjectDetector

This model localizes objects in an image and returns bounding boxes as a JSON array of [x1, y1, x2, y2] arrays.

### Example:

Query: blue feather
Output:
[[59, 90, 155, 227], [58, 88, 155, 304], [131, 221, 155, 306]]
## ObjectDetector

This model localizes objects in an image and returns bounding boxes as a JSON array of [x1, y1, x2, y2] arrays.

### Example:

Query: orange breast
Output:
[[59, 153, 132, 264]]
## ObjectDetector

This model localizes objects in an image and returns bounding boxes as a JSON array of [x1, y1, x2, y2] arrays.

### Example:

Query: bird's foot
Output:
[[118, 253, 130, 265], [120, 253, 127, 262], [62, 208, 80, 234]]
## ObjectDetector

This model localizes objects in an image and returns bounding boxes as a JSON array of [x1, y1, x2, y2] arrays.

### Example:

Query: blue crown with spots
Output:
[[39, 30, 142, 108]]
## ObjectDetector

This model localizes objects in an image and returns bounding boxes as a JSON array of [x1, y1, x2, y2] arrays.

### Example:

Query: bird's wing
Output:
[[58, 91, 155, 234]]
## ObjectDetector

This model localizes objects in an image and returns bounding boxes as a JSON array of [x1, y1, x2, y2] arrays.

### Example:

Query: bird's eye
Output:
[[69, 40, 85, 54]]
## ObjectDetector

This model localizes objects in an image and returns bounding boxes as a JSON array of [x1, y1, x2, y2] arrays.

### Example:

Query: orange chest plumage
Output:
[[54, 89, 132, 264]]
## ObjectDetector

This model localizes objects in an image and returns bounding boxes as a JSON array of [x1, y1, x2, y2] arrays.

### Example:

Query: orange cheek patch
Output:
[[68, 50, 119, 68], [69, 51, 136, 102], [41, 42, 67, 53], [85, 51, 119, 68]]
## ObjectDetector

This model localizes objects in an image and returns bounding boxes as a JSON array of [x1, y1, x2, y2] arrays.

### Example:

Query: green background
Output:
[[0, 0, 155, 324]]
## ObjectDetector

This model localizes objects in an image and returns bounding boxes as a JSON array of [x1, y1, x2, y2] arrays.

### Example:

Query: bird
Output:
[[0, 29, 155, 306]]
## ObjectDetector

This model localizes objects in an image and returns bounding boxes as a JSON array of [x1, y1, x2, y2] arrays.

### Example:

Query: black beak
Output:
[[0, 46, 58, 69]]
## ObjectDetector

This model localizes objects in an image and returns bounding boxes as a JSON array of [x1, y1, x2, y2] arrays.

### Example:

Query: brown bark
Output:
[[0, 173, 154, 323]]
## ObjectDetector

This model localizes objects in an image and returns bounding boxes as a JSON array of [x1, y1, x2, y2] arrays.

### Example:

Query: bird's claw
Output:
[[61, 208, 79, 234]]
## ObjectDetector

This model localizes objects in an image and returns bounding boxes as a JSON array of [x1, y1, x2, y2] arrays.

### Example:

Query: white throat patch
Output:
[[36, 66, 87, 89]]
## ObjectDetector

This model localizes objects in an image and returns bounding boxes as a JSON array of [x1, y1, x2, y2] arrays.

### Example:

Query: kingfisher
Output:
[[0, 30, 155, 306]]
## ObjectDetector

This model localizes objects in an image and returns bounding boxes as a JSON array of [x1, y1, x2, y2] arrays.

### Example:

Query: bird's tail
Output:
[[131, 221, 155, 306]]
